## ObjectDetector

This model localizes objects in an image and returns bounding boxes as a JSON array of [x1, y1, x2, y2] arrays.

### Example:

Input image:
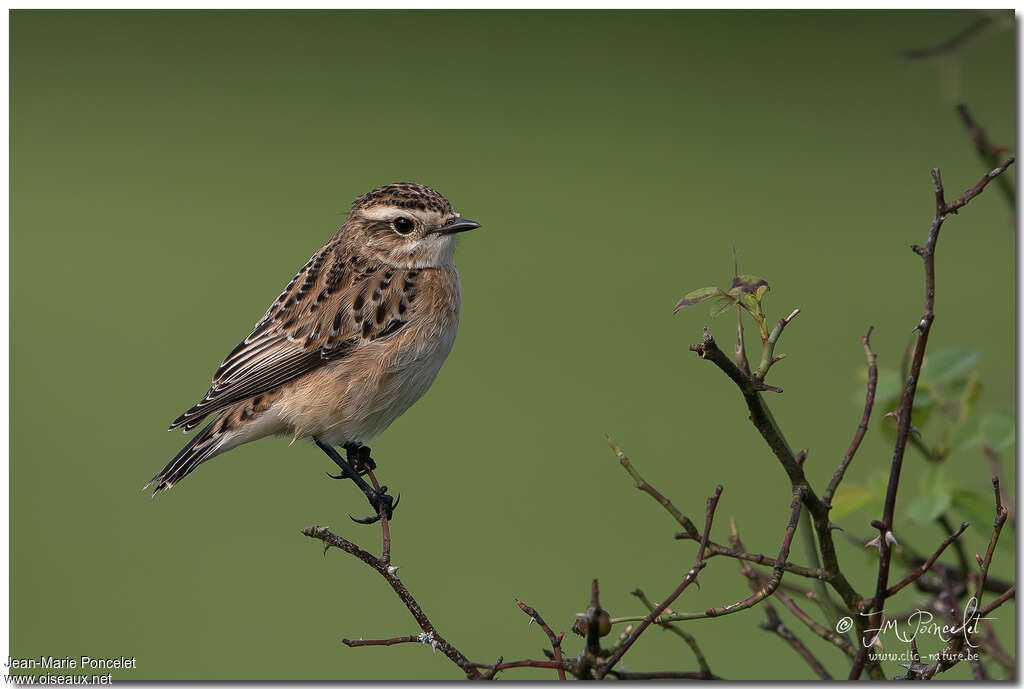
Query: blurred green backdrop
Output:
[[11, 10, 1015, 681]]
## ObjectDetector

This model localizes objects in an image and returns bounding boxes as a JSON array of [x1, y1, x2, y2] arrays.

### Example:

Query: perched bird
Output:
[[149, 182, 481, 520]]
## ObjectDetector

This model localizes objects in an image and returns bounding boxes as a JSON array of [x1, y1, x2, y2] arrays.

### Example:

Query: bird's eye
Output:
[[393, 217, 414, 234]]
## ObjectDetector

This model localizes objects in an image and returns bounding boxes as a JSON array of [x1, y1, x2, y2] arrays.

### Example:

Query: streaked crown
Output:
[[353, 182, 455, 216], [339, 182, 480, 269]]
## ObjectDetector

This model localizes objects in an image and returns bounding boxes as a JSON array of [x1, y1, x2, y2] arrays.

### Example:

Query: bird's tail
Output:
[[147, 420, 225, 494]]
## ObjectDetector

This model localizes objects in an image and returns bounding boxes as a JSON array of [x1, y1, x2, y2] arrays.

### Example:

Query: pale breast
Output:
[[277, 265, 461, 443]]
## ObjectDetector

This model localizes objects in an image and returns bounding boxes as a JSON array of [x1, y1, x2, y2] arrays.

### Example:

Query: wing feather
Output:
[[169, 243, 420, 431]]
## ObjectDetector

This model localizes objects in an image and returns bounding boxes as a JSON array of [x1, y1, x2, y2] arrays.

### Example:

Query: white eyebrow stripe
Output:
[[362, 206, 411, 221]]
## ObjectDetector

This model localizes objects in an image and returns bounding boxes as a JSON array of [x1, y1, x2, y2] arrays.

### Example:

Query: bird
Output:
[[148, 182, 481, 521]]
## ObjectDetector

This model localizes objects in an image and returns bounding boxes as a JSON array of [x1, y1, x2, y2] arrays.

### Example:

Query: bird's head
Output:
[[340, 182, 480, 268]]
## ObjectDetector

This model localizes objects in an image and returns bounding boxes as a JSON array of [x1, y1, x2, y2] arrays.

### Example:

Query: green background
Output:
[[11, 10, 1015, 681]]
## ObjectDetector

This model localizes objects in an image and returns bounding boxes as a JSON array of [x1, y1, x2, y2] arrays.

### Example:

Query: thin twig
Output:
[[607, 434, 699, 538], [956, 104, 1015, 210], [674, 535, 827, 580], [365, 468, 391, 566], [515, 600, 566, 680], [876, 521, 970, 603], [688, 330, 864, 616], [733, 517, 834, 679], [301, 525, 482, 679], [596, 485, 722, 678], [937, 514, 971, 578], [631, 589, 715, 679], [611, 488, 804, 626], [850, 158, 1015, 679], [343, 635, 420, 647], [824, 327, 877, 507], [901, 14, 995, 59]]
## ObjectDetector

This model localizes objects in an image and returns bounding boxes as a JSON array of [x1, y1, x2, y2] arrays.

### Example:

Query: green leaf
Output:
[[867, 470, 890, 499], [674, 286, 723, 311], [947, 416, 981, 455], [951, 490, 991, 531], [830, 484, 873, 520], [919, 348, 981, 387], [908, 492, 952, 524], [980, 410, 1014, 451], [907, 465, 954, 524], [729, 274, 770, 298]]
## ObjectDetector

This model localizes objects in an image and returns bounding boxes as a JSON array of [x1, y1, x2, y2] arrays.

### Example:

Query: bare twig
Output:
[[824, 326, 877, 507], [611, 487, 804, 625], [631, 589, 714, 679], [771, 586, 857, 660], [596, 485, 722, 678], [365, 468, 391, 566], [343, 635, 420, 647], [901, 14, 995, 59], [982, 443, 1015, 524], [957, 104, 1015, 210], [674, 533, 827, 580], [607, 669, 725, 680], [515, 599, 566, 680], [301, 525, 483, 679], [733, 517, 835, 679], [974, 477, 1009, 602], [851, 158, 1015, 680], [937, 514, 971, 578], [688, 330, 864, 616], [979, 583, 1015, 617], [878, 520, 970, 603], [607, 434, 699, 538], [759, 614, 832, 680]]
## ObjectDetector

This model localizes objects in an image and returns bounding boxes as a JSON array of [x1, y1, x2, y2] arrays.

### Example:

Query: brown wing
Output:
[[169, 242, 421, 432]]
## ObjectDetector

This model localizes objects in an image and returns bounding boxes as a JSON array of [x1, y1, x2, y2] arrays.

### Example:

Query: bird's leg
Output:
[[314, 438, 397, 524]]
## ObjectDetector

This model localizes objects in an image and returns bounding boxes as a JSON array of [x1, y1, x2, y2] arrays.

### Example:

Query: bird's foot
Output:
[[350, 485, 400, 525], [314, 437, 398, 525], [344, 443, 377, 476]]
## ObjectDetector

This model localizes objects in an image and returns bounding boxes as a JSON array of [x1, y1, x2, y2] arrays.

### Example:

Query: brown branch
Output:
[[612, 487, 805, 626], [515, 599, 566, 680], [631, 589, 715, 679], [688, 330, 864, 617], [607, 435, 699, 538], [758, 615, 832, 680], [674, 535, 827, 580], [343, 635, 420, 647], [876, 520, 970, 603], [901, 14, 995, 59], [975, 477, 1009, 603], [957, 104, 1015, 210], [607, 669, 725, 680], [823, 326, 877, 507], [365, 468, 391, 566], [905, 479, 1014, 679], [936, 514, 971, 578], [979, 583, 1015, 618], [732, 517, 834, 679], [300, 525, 483, 679], [850, 158, 1015, 680], [473, 658, 569, 673], [595, 485, 722, 678], [982, 443, 1015, 524], [771, 586, 857, 660]]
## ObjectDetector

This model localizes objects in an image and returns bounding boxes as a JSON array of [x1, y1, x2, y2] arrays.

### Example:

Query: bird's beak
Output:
[[430, 218, 481, 236]]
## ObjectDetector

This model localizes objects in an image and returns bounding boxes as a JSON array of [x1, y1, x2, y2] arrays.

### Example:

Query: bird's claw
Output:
[[349, 488, 399, 524]]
